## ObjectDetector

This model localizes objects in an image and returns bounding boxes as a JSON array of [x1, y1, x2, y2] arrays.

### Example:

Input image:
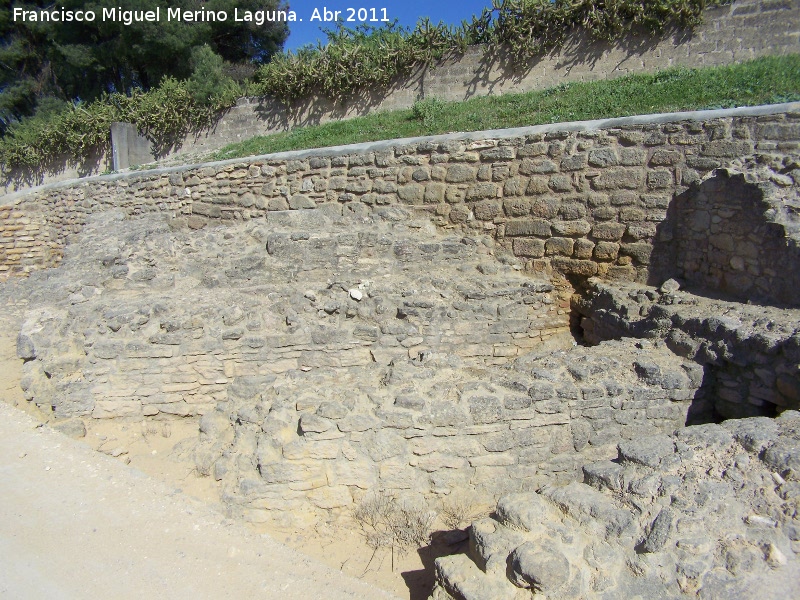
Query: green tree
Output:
[[0, 0, 288, 132]]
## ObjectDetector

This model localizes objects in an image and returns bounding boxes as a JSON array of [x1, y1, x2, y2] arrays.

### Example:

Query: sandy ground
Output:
[[0, 326, 399, 599], [0, 399, 401, 600], [0, 325, 469, 599]]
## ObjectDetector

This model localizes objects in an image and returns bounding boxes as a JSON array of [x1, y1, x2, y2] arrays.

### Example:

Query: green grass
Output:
[[214, 54, 800, 161]]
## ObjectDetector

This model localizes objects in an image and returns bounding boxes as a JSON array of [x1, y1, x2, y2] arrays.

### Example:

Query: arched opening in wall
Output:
[[669, 169, 800, 308]]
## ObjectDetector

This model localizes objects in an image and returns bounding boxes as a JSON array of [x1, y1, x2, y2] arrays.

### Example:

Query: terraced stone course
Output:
[[1, 104, 799, 299]]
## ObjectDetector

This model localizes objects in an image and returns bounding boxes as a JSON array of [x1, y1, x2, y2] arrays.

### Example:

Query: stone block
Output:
[[505, 219, 551, 237], [590, 168, 642, 190], [526, 177, 550, 195], [700, 139, 752, 158], [588, 147, 619, 167], [449, 205, 470, 223], [618, 435, 675, 468], [445, 164, 476, 183], [591, 222, 627, 241], [594, 241, 620, 260], [424, 183, 446, 203], [473, 200, 501, 220], [545, 237, 574, 256], [503, 177, 529, 197], [649, 149, 681, 166], [481, 146, 515, 161], [573, 238, 595, 259], [620, 242, 653, 265], [519, 158, 557, 175], [561, 153, 587, 171], [646, 170, 673, 190], [549, 175, 574, 192], [551, 220, 591, 236], [466, 183, 499, 200], [398, 183, 425, 204], [550, 258, 598, 276], [513, 238, 545, 258], [509, 542, 571, 591]]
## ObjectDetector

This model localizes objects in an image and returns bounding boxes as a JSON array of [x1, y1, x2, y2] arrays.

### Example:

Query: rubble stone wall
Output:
[[10, 209, 707, 525], [576, 280, 800, 421], [671, 170, 800, 306], [2, 104, 799, 290]]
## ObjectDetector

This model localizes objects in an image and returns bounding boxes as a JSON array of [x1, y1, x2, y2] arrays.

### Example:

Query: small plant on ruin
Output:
[[440, 491, 489, 530], [141, 420, 159, 440], [392, 498, 438, 553], [353, 491, 436, 572]]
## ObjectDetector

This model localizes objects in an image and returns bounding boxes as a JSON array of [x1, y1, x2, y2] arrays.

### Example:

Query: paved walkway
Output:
[[0, 402, 396, 599]]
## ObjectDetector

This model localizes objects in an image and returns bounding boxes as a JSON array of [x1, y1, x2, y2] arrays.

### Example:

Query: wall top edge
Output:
[[3, 101, 799, 205]]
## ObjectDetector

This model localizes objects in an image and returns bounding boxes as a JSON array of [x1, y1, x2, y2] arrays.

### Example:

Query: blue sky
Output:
[[283, 1, 493, 50]]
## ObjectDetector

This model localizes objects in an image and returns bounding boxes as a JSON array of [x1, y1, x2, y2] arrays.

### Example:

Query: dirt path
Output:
[[0, 401, 397, 600]]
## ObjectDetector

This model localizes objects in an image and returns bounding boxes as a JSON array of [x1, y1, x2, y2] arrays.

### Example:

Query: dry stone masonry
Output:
[[2, 102, 800, 598], [2, 103, 800, 291], [10, 207, 705, 525], [576, 279, 800, 421], [13, 206, 570, 421]]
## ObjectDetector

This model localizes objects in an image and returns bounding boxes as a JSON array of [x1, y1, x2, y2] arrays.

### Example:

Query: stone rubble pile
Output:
[[431, 411, 800, 600], [576, 279, 800, 421]]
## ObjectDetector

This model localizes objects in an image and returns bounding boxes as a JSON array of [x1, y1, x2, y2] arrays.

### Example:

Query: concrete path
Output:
[[0, 402, 397, 599]]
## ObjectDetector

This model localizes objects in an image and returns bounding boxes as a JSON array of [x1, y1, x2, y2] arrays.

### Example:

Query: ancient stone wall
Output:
[[14, 208, 572, 422], [576, 279, 800, 421], [4, 0, 798, 190], [10, 207, 709, 525], [5, 104, 800, 542], [671, 170, 800, 306], [2, 103, 799, 291], [0, 204, 55, 278]]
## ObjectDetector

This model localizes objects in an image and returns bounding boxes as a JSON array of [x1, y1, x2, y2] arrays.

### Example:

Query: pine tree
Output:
[[0, 0, 288, 133]]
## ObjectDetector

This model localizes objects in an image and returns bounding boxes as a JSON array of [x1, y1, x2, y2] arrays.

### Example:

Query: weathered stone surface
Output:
[[618, 435, 675, 468], [495, 493, 554, 532], [508, 542, 571, 591], [3, 100, 800, 600], [641, 508, 673, 553]]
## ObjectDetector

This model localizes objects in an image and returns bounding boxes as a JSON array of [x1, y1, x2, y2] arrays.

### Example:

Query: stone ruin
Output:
[[3, 107, 800, 598]]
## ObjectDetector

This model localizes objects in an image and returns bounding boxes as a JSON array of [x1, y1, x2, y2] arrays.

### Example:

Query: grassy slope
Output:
[[214, 54, 800, 161]]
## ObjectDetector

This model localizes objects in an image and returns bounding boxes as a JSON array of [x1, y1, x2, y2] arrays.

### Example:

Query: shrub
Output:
[[253, 0, 731, 104], [186, 45, 240, 106], [353, 490, 437, 571], [440, 491, 490, 530], [411, 97, 446, 129]]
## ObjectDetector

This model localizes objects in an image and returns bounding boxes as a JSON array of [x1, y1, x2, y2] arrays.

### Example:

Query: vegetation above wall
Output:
[[0, 0, 744, 177], [0, 0, 288, 134], [253, 0, 729, 104], [215, 55, 800, 160]]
